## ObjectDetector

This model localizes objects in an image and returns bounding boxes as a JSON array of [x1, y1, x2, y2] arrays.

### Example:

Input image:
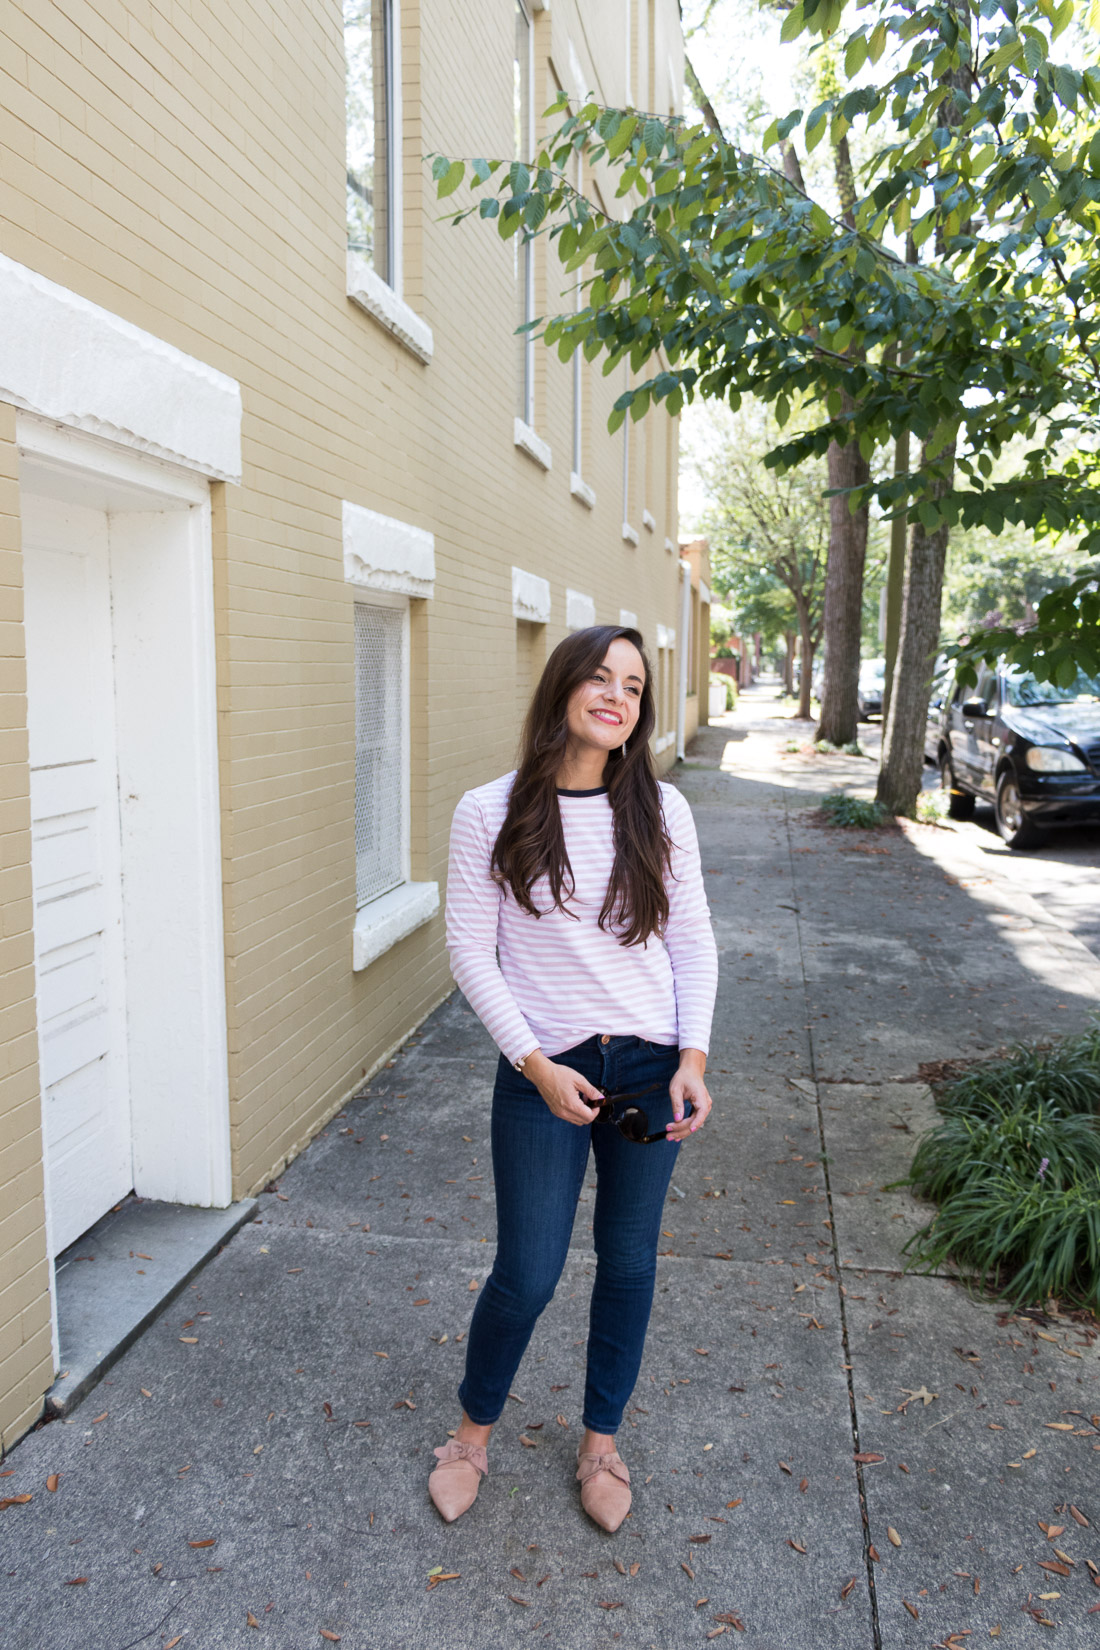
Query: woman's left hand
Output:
[[667, 1050, 712, 1143]]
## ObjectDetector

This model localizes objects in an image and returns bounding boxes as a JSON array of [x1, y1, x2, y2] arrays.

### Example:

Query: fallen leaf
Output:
[[91, 1412, 108, 1424], [65, 1577, 87, 1586], [1070, 1505, 1090, 1527], [613, 1558, 626, 1575], [468, 1279, 478, 1292], [630, 1562, 640, 1576], [799, 1478, 809, 1493], [690, 1534, 712, 1544], [597, 1601, 623, 1610], [707, 1630, 728, 1641], [1037, 1561, 1070, 1577], [556, 1414, 569, 1428], [319, 1633, 341, 1643], [1, 1495, 32, 1510], [510, 1568, 525, 1581], [854, 1451, 885, 1464], [247, 1610, 260, 1627], [682, 1562, 695, 1580], [140, 1388, 153, 1398], [839, 1577, 857, 1600], [413, 1299, 430, 1306], [899, 1386, 936, 1406], [903, 1599, 919, 1620], [778, 1461, 792, 1475], [508, 1595, 530, 1606], [788, 1538, 806, 1554], [189, 1538, 216, 1549], [519, 1435, 538, 1449], [165, 1638, 183, 1649], [726, 1499, 743, 1509], [694, 1348, 710, 1355], [46, 1475, 60, 1493], [1045, 1422, 1074, 1431], [179, 1337, 198, 1345], [887, 1526, 901, 1547]]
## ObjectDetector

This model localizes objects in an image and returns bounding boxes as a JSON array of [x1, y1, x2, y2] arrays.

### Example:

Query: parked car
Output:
[[857, 657, 886, 719], [924, 661, 952, 763], [934, 662, 1100, 848]]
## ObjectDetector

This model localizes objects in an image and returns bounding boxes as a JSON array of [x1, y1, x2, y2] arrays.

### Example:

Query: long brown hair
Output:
[[491, 625, 674, 946]]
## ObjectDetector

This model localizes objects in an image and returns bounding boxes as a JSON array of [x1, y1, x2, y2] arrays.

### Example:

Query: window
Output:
[[515, 0, 535, 424], [346, 0, 397, 287], [354, 600, 407, 907]]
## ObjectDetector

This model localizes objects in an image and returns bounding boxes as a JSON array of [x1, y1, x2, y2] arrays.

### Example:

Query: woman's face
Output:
[[564, 638, 645, 756]]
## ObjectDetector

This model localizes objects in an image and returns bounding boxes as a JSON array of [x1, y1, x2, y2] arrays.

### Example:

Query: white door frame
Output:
[[18, 417, 233, 1238]]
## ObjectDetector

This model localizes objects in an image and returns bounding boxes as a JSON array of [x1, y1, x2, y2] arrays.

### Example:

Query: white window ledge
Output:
[[655, 732, 674, 753], [566, 587, 596, 630], [664, 536, 675, 554], [622, 521, 639, 546], [512, 565, 551, 623], [643, 508, 656, 532], [699, 579, 711, 605], [347, 253, 434, 364], [515, 418, 552, 470], [353, 880, 439, 972], [570, 471, 596, 509], [619, 608, 638, 628], [343, 501, 435, 599], [656, 623, 670, 650]]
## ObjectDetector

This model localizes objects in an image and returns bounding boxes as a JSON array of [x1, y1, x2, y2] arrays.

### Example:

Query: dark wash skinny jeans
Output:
[[458, 1034, 681, 1436]]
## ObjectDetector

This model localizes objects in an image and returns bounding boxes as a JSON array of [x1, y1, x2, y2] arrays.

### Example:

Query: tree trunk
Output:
[[876, 432, 957, 815], [817, 424, 870, 746], [797, 611, 814, 722], [783, 631, 796, 693]]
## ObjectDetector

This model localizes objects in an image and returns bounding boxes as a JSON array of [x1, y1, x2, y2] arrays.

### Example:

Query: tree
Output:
[[692, 400, 827, 719], [432, 0, 1100, 813]]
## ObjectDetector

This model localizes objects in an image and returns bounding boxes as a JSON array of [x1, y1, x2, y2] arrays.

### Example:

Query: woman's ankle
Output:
[[455, 1413, 493, 1447], [581, 1428, 617, 1455]]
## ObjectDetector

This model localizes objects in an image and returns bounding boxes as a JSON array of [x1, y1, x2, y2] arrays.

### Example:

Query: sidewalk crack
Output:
[[782, 784, 884, 1650]]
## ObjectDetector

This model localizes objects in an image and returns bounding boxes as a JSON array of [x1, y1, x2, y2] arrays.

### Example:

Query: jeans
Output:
[[457, 1034, 681, 1436]]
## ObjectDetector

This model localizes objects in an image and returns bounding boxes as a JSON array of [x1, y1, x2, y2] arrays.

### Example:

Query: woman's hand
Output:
[[525, 1052, 603, 1126], [666, 1049, 712, 1143]]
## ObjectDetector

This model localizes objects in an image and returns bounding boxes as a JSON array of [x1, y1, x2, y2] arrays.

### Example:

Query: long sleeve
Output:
[[661, 788, 718, 1055], [445, 789, 539, 1065]]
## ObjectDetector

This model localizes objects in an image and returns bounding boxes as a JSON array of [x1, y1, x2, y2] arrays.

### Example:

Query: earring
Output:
[[621, 736, 629, 756]]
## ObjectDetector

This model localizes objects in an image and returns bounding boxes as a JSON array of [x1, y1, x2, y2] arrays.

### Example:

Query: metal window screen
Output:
[[355, 603, 405, 908]]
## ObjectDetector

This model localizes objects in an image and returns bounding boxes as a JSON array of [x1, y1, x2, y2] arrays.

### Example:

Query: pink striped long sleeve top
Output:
[[445, 772, 718, 1065]]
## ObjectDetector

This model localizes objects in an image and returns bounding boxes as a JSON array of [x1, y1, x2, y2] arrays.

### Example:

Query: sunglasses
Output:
[[593, 1081, 695, 1144]]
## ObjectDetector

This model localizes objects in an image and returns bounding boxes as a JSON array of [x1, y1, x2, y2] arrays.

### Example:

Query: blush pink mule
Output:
[[428, 1438, 488, 1522], [576, 1447, 632, 1532]]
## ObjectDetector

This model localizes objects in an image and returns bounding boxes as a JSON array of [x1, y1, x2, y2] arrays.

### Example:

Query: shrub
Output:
[[709, 671, 736, 711], [819, 792, 890, 828], [890, 1026, 1100, 1310]]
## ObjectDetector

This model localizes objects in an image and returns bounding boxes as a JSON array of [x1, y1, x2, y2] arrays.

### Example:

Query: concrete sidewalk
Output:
[[2, 684, 1099, 1650]]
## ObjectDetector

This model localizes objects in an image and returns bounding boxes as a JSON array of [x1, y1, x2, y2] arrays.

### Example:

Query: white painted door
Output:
[[22, 493, 133, 1257]]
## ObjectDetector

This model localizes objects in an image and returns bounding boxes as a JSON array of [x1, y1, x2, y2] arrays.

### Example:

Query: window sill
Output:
[[643, 508, 656, 532], [656, 732, 675, 753], [664, 536, 675, 554], [622, 521, 639, 546], [570, 471, 596, 509], [514, 418, 552, 470], [347, 253, 434, 364], [353, 880, 439, 972]]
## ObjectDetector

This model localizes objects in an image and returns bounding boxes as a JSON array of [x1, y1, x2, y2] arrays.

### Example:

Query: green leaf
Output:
[[478, 197, 499, 219], [844, 34, 868, 77], [509, 161, 531, 194], [437, 160, 466, 198], [780, 1, 805, 43], [809, 202, 832, 236], [607, 116, 638, 159], [643, 118, 666, 159]]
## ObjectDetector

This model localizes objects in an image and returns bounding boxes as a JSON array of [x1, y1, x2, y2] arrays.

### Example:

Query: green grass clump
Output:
[[819, 791, 890, 828], [915, 789, 949, 824], [891, 1026, 1100, 1311], [814, 738, 866, 756]]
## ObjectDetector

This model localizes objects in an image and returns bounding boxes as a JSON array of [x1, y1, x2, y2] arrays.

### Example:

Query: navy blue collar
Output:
[[556, 785, 609, 797]]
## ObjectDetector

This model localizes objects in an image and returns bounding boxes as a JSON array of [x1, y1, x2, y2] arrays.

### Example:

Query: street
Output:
[[2, 681, 1098, 1650]]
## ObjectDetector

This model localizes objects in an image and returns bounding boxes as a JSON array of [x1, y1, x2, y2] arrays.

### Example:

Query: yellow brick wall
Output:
[[0, 0, 685, 1443], [0, 404, 54, 1452]]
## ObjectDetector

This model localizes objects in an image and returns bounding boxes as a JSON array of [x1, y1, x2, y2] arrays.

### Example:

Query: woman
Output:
[[431, 624, 718, 1532]]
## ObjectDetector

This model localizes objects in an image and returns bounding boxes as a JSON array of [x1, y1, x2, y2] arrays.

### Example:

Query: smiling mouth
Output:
[[590, 710, 622, 725]]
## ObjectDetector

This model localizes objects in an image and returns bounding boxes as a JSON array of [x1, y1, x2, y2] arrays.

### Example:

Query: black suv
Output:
[[935, 663, 1100, 848]]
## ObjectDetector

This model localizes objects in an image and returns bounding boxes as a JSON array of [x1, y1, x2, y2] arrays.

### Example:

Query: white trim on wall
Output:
[[0, 253, 242, 483], [643, 508, 656, 532], [347, 253, 434, 363], [515, 418, 552, 471], [343, 500, 436, 598], [699, 579, 711, 605], [512, 566, 551, 623], [619, 608, 638, 628], [566, 588, 596, 630], [570, 471, 596, 509]]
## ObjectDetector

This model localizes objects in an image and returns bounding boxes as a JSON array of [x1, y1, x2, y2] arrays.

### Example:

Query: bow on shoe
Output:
[[576, 1451, 630, 1486], [433, 1439, 489, 1477]]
